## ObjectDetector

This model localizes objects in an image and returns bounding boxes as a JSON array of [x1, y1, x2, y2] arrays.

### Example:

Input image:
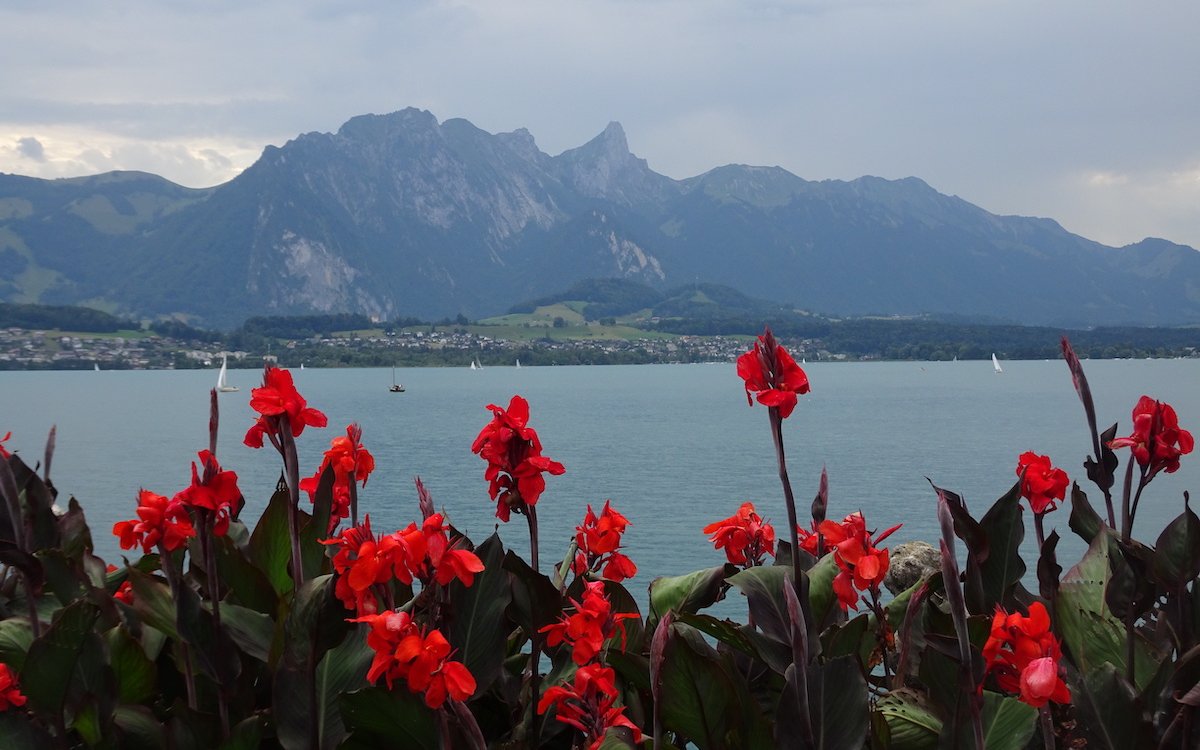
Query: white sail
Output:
[[217, 355, 239, 392], [992, 353, 1003, 374], [516, 358, 521, 369], [470, 360, 477, 370]]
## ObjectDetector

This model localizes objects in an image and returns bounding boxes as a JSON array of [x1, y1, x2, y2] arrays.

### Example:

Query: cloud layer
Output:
[[2, 0, 1198, 247]]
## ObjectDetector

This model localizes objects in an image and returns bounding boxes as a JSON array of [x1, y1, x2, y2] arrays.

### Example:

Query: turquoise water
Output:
[[2, 359, 1198, 607]]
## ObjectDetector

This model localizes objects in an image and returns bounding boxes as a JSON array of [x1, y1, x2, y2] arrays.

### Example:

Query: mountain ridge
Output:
[[1, 107, 1198, 328]]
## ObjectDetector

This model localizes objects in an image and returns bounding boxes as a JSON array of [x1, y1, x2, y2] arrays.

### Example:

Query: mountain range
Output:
[[2, 107, 1198, 328]]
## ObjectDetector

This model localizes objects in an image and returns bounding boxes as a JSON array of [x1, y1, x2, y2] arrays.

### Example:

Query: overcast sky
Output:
[[1, 0, 1197, 248]]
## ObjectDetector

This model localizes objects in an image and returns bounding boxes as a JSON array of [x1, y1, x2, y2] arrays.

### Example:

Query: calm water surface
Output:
[[2, 359, 1198, 608]]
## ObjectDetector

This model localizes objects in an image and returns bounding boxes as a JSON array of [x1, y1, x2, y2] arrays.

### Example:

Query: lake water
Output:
[[2, 359, 1198, 610]]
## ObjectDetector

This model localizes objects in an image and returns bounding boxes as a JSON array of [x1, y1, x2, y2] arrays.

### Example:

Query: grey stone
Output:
[[884, 541, 940, 595]]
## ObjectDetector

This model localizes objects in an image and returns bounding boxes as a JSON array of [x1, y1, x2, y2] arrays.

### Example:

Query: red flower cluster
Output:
[[703, 502, 776, 567], [113, 489, 196, 554], [982, 602, 1070, 708], [537, 663, 642, 750], [471, 395, 565, 522], [1015, 452, 1069, 514], [0, 431, 11, 459], [541, 580, 636, 665], [244, 367, 327, 448], [300, 424, 376, 526], [173, 450, 241, 537], [325, 514, 484, 615], [801, 513, 899, 611], [736, 327, 810, 419], [572, 501, 637, 582], [1109, 395, 1194, 480], [354, 610, 476, 709], [0, 663, 25, 712]]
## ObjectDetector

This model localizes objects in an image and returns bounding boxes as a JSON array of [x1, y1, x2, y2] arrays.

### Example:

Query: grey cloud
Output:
[[16, 136, 45, 161]]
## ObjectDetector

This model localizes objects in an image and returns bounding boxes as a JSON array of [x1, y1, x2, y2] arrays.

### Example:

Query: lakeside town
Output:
[[0, 325, 800, 370]]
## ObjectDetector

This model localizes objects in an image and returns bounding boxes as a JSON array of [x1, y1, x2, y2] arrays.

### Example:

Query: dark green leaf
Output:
[[1055, 533, 1161, 689], [1070, 663, 1151, 749], [0, 711, 54, 749], [220, 603, 274, 663], [20, 598, 100, 717], [127, 568, 181, 636], [34, 548, 85, 606], [314, 632, 372, 750], [647, 564, 735, 631], [727, 565, 791, 644], [979, 691, 1037, 750], [502, 549, 563, 634], [112, 706, 166, 750], [220, 714, 269, 750], [975, 481, 1025, 612], [448, 534, 510, 694], [0, 618, 33, 672], [106, 625, 156, 704], [248, 488, 295, 596], [1068, 483, 1104, 544], [1153, 500, 1200, 588], [274, 575, 353, 750], [876, 688, 940, 750], [776, 657, 868, 750], [1037, 530, 1062, 602], [656, 623, 770, 749], [212, 533, 279, 614], [175, 582, 241, 686], [339, 687, 437, 750]]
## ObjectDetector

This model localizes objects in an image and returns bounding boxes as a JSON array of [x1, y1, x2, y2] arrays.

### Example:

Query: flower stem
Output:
[[1120, 457, 1135, 543], [158, 545, 198, 710], [768, 408, 801, 588], [1040, 706, 1055, 750], [1034, 512, 1046, 550], [278, 414, 306, 587], [201, 513, 229, 740], [769, 407, 817, 746], [525, 502, 543, 748]]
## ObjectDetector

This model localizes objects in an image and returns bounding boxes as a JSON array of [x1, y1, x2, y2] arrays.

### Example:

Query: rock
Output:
[[885, 541, 940, 595]]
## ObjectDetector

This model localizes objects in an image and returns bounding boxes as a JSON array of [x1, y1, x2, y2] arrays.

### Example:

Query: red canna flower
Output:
[[243, 366, 327, 447], [703, 502, 776, 567], [736, 327, 810, 419], [113, 489, 196, 554], [0, 663, 25, 712], [537, 663, 642, 750], [0, 431, 11, 459], [1109, 395, 1194, 480], [1016, 452, 1069, 515], [172, 450, 241, 537], [401, 628, 478, 709], [353, 611, 477, 708], [324, 517, 409, 615], [826, 513, 901, 611], [982, 602, 1070, 708], [572, 501, 638, 582], [300, 424, 376, 527], [541, 580, 637, 665], [471, 395, 565, 522], [797, 511, 868, 557]]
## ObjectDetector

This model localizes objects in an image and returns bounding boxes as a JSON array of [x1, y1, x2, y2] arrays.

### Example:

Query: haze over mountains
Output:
[[1, 108, 1198, 329]]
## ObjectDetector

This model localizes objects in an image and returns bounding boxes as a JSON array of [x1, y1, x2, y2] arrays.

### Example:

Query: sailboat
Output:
[[469, 360, 478, 371], [217, 355, 239, 392], [389, 366, 405, 393], [992, 353, 1004, 374], [93, 363, 100, 372], [515, 358, 521, 369]]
